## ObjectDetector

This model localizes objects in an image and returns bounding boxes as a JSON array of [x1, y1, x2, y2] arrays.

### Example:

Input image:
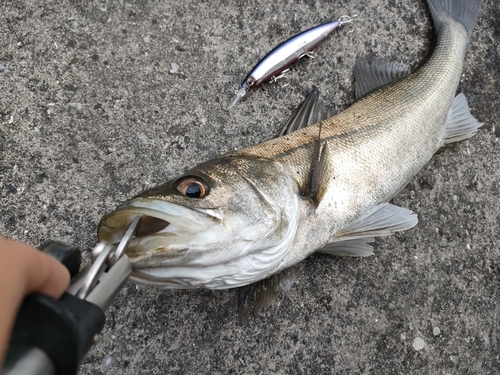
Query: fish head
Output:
[[98, 155, 300, 289]]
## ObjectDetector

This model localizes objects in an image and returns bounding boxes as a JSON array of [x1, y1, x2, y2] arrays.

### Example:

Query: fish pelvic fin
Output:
[[318, 203, 418, 257], [237, 268, 295, 324], [279, 87, 335, 136], [427, 0, 482, 41], [444, 93, 483, 144], [354, 56, 411, 99]]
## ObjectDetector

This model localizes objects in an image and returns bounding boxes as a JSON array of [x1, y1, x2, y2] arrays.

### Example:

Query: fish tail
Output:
[[427, 0, 482, 40]]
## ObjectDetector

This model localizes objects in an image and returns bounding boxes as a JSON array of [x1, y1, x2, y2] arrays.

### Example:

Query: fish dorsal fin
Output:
[[334, 203, 418, 240], [354, 56, 411, 99], [444, 93, 483, 144], [318, 237, 375, 257], [279, 87, 336, 136], [237, 269, 295, 323]]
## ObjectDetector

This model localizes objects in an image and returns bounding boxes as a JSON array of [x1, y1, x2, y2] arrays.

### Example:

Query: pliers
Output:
[[2, 217, 140, 375]]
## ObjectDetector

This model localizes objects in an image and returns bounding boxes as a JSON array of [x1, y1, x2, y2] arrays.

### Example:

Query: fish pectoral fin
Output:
[[237, 269, 295, 324], [313, 141, 334, 206], [334, 203, 418, 241], [318, 237, 375, 257], [302, 137, 334, 208], [302, 122, 323, 199], [444, 93, 483, 144], [354, 56, 411, 99], [279, 87, 335, 136]]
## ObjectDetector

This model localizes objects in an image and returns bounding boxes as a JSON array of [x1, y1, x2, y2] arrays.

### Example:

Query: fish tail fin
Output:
[[427, 0, 482, 40]]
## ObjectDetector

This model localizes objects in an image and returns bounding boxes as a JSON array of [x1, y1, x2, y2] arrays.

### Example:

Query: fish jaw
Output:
[[98, 156, 302, 289], [99, 198, 225, 264], [127, 201, 300, 290]]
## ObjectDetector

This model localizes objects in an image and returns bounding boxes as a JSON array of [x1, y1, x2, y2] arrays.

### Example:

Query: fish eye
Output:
[[176, 176, 209, 198], [246, 77, 255, 86]]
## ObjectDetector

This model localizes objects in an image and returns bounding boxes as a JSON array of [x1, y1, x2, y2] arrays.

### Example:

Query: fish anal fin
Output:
[[318, 203, 417, 257], [334, 203, 418, 242], [354, 56, 411, 99], [444, 93, 483, 144], [279, 87, 336, 137], [318, 237, 375, 257], [237, 269, 295, 324]]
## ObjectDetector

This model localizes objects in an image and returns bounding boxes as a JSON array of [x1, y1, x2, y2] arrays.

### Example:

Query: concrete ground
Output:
[[1, 0, 499, 374]]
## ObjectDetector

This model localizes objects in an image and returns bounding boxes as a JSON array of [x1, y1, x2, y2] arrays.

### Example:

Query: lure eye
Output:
[[246, 77, 255, 86], [176, 176, 209, 198]]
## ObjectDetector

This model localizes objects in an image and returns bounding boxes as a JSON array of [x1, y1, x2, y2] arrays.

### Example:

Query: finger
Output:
[[0, 238, 70, 366], [24, 246, 71, 299], [1, 238, 70, 299]]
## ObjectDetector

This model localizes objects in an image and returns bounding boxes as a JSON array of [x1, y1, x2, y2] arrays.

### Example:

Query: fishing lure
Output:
[[226, 15, 354, 110]]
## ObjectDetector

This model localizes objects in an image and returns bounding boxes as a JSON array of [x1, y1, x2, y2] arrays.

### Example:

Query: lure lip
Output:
[[225, 84, 249, 110]]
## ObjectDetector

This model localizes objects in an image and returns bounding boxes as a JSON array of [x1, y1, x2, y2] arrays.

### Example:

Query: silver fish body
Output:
[[99, 0, 483, 290]]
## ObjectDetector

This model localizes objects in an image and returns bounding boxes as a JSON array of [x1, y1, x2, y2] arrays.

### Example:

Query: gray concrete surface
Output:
[[1, 0, 499, 374]]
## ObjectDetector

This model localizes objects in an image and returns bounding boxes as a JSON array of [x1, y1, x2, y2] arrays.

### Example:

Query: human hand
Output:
[[0, 237, 70, 367]]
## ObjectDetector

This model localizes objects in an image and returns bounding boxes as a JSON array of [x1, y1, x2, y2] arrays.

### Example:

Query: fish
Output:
[[225, 16, 355, 110], [98, 0, 483, 309]]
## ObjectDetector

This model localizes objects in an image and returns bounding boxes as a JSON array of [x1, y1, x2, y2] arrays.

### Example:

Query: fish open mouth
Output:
[[98, 198, 222, 263], [135, 215, 170, 237]]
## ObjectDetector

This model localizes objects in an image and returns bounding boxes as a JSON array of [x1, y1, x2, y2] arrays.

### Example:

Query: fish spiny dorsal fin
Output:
[[354, 56, 411, 100], [444, 93, 483, 144], [237, 269, 295, 324], [279, 87, 335, 136], [318, 203, 418, 256]]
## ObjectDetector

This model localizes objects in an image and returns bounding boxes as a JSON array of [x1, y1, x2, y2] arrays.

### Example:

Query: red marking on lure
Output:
[[226, 16, 354, 110]]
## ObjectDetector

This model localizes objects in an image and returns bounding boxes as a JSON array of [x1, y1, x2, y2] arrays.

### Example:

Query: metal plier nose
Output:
[[2, 217, 141, 375]]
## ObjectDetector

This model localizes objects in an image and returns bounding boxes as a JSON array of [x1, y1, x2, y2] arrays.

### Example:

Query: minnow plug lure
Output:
[[225, 15, 355, 110]]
